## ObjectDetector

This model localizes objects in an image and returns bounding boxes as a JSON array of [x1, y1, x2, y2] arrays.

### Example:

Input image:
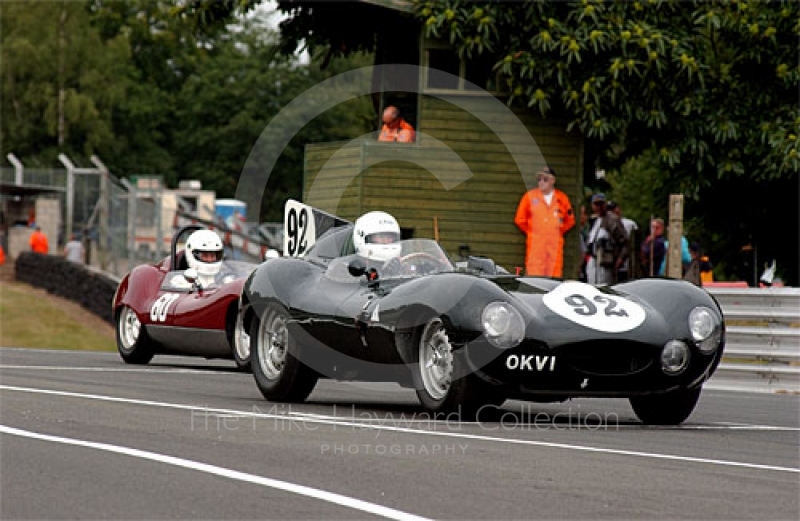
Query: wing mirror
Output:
[[348, 258, 380, 283], [184, 267, 198, 283], [348, 259, 366, 277]]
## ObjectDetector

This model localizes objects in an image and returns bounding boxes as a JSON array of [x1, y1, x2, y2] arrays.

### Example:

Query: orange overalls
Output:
[[29, 230, 49, 254], [514, 188, 575, 277], [378, 118, 416, 143]]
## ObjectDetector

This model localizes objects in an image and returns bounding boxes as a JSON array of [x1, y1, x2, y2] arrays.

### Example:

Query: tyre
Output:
[[413, 317, 502, 418], [116, 306, 155, 365], [232, 309, 251, 372], [629, 387, 702, 425], [251, 303, 318, 402]]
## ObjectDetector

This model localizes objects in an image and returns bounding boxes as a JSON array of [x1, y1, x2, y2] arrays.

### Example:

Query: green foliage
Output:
[[415, 0, 799, 183], [2, 2, 132, 163], [2, 0, 376, 224]]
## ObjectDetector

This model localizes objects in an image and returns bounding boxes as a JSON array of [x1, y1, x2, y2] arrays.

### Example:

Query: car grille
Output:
[[561, 340, 654, 376]]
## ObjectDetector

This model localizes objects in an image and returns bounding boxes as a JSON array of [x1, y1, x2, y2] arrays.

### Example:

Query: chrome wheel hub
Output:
[[119, 307, 141, 352], [419, 319, 453, 401], [258, 312, 288, 380], [234, 312, 250, 361]]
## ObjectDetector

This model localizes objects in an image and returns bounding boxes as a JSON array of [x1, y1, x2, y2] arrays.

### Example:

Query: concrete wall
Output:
[[6, 197, 61, 260]]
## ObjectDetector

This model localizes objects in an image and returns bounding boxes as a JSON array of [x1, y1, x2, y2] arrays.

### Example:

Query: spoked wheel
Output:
[[413, 318, 502, 418], [115, 306, 154, 365], [251, 303, 318, 403], [232, 310, 251, 372], [629, 387, 702, 425], [418, 319, 454, 402]]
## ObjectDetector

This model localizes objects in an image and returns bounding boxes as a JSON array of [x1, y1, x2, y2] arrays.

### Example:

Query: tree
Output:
[[1, 2, 132, 164], [172, 17, 375, 220]]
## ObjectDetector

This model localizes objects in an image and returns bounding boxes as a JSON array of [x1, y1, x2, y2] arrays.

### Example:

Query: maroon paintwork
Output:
[[114, 256, 242, 325], [113, 248, 258, 362]]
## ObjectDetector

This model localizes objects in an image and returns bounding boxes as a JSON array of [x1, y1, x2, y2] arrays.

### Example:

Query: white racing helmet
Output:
[[353, 211, 402, 262], [185, 229, 224, 278]]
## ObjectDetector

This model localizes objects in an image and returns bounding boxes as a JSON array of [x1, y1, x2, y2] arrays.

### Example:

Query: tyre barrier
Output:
[[14, 252, 118, 326]]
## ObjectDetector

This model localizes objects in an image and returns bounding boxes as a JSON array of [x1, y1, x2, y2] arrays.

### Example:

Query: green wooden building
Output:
[[300, 0, 585, 276]]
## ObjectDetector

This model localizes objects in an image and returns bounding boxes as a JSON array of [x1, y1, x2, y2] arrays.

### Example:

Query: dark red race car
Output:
[[112, 225, 263, 370]]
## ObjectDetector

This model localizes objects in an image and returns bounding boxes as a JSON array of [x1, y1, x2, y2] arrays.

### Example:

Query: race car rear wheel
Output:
[[251, 303, 318, 403], [413, 318, 497, 418], [116, 306, 155, 365], [629, 387, 702, 425]]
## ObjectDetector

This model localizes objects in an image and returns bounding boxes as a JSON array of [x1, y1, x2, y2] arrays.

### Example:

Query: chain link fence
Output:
[[2, 157, 277, 279]]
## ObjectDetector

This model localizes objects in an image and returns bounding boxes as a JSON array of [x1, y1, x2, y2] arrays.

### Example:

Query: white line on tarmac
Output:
[[0, 365, 235, 375], [0, 425, 430, 521], [2, 384, 798, 474], [287, 410, 800, 431]]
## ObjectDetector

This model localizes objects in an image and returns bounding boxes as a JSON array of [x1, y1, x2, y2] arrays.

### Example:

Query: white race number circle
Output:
[[542, 281, 645, 333], [150, 293, 180, 323]]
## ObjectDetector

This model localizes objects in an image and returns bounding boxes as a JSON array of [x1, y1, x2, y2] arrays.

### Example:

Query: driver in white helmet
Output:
[[171, 229, 225, 289], [353, 211, 402, 271]]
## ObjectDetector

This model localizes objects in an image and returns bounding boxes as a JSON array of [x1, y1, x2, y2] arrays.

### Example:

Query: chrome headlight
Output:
[[661, 340, 690, 375], [689, 306, 722, 353], [481, 302, 525, 349]]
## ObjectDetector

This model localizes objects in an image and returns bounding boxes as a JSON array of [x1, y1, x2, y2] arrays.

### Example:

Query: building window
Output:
[[426, 49, 461, 90], [423, 44, 505, 95]]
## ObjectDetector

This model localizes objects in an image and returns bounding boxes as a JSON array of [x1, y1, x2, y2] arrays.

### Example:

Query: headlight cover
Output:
[[481, 302, 525, 349], [689, 306, 722, 353], [661, 340, 690, 375]]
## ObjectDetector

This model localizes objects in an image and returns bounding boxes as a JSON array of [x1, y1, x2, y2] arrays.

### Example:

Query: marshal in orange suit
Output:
[[514, 167, 576, 277]]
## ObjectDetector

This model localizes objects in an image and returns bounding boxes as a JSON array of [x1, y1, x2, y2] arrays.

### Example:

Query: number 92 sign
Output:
[[542, 281, 646, 333], [283, 200, 316, 257]]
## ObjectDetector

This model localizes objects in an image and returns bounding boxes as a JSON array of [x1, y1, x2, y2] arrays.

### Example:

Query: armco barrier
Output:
[[14, 252, 118, 325], [707, 287, 800, 394]]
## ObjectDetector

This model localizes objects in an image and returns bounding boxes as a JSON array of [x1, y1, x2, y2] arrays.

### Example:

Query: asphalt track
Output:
[[1, 347, 798, 520]]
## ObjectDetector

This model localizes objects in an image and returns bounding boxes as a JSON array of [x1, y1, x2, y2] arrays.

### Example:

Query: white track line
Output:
[[288, 411, 800, 431], [2, 384, 798, 474], [0, 365, 234, 374], [0, 424, 431, 521]]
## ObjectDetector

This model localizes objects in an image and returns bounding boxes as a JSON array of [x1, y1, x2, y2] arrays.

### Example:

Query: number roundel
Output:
[[150, 293, 179, 323], [542, 281, 646, 333]]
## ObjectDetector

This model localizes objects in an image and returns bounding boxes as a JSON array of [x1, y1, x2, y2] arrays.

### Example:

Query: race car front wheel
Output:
[[251, 302, 318, 403], [116, 306, 155, 365], [232, 309, 251, 372], [413, 317, 501, 418], [629, 387, 702, 425]]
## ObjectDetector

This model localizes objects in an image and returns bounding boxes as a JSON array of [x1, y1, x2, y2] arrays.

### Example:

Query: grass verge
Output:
[[0, 281, 116, 352]]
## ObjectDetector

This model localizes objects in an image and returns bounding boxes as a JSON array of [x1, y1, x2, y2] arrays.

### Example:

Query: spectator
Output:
[[63, 233, 84, 264], [577, 204, 590, 282], [700, 253, 714, 284], [683, 242, 702, 286], [29, 226, 49, 254], [659, 233, 691, 277], [607, 201, 638, 281], [378, 105, 416, 143], [584, 193, 629, 285], [641, 218, 666, 277], [514, 167, 576, 277], [0, 243, 5, 265]]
